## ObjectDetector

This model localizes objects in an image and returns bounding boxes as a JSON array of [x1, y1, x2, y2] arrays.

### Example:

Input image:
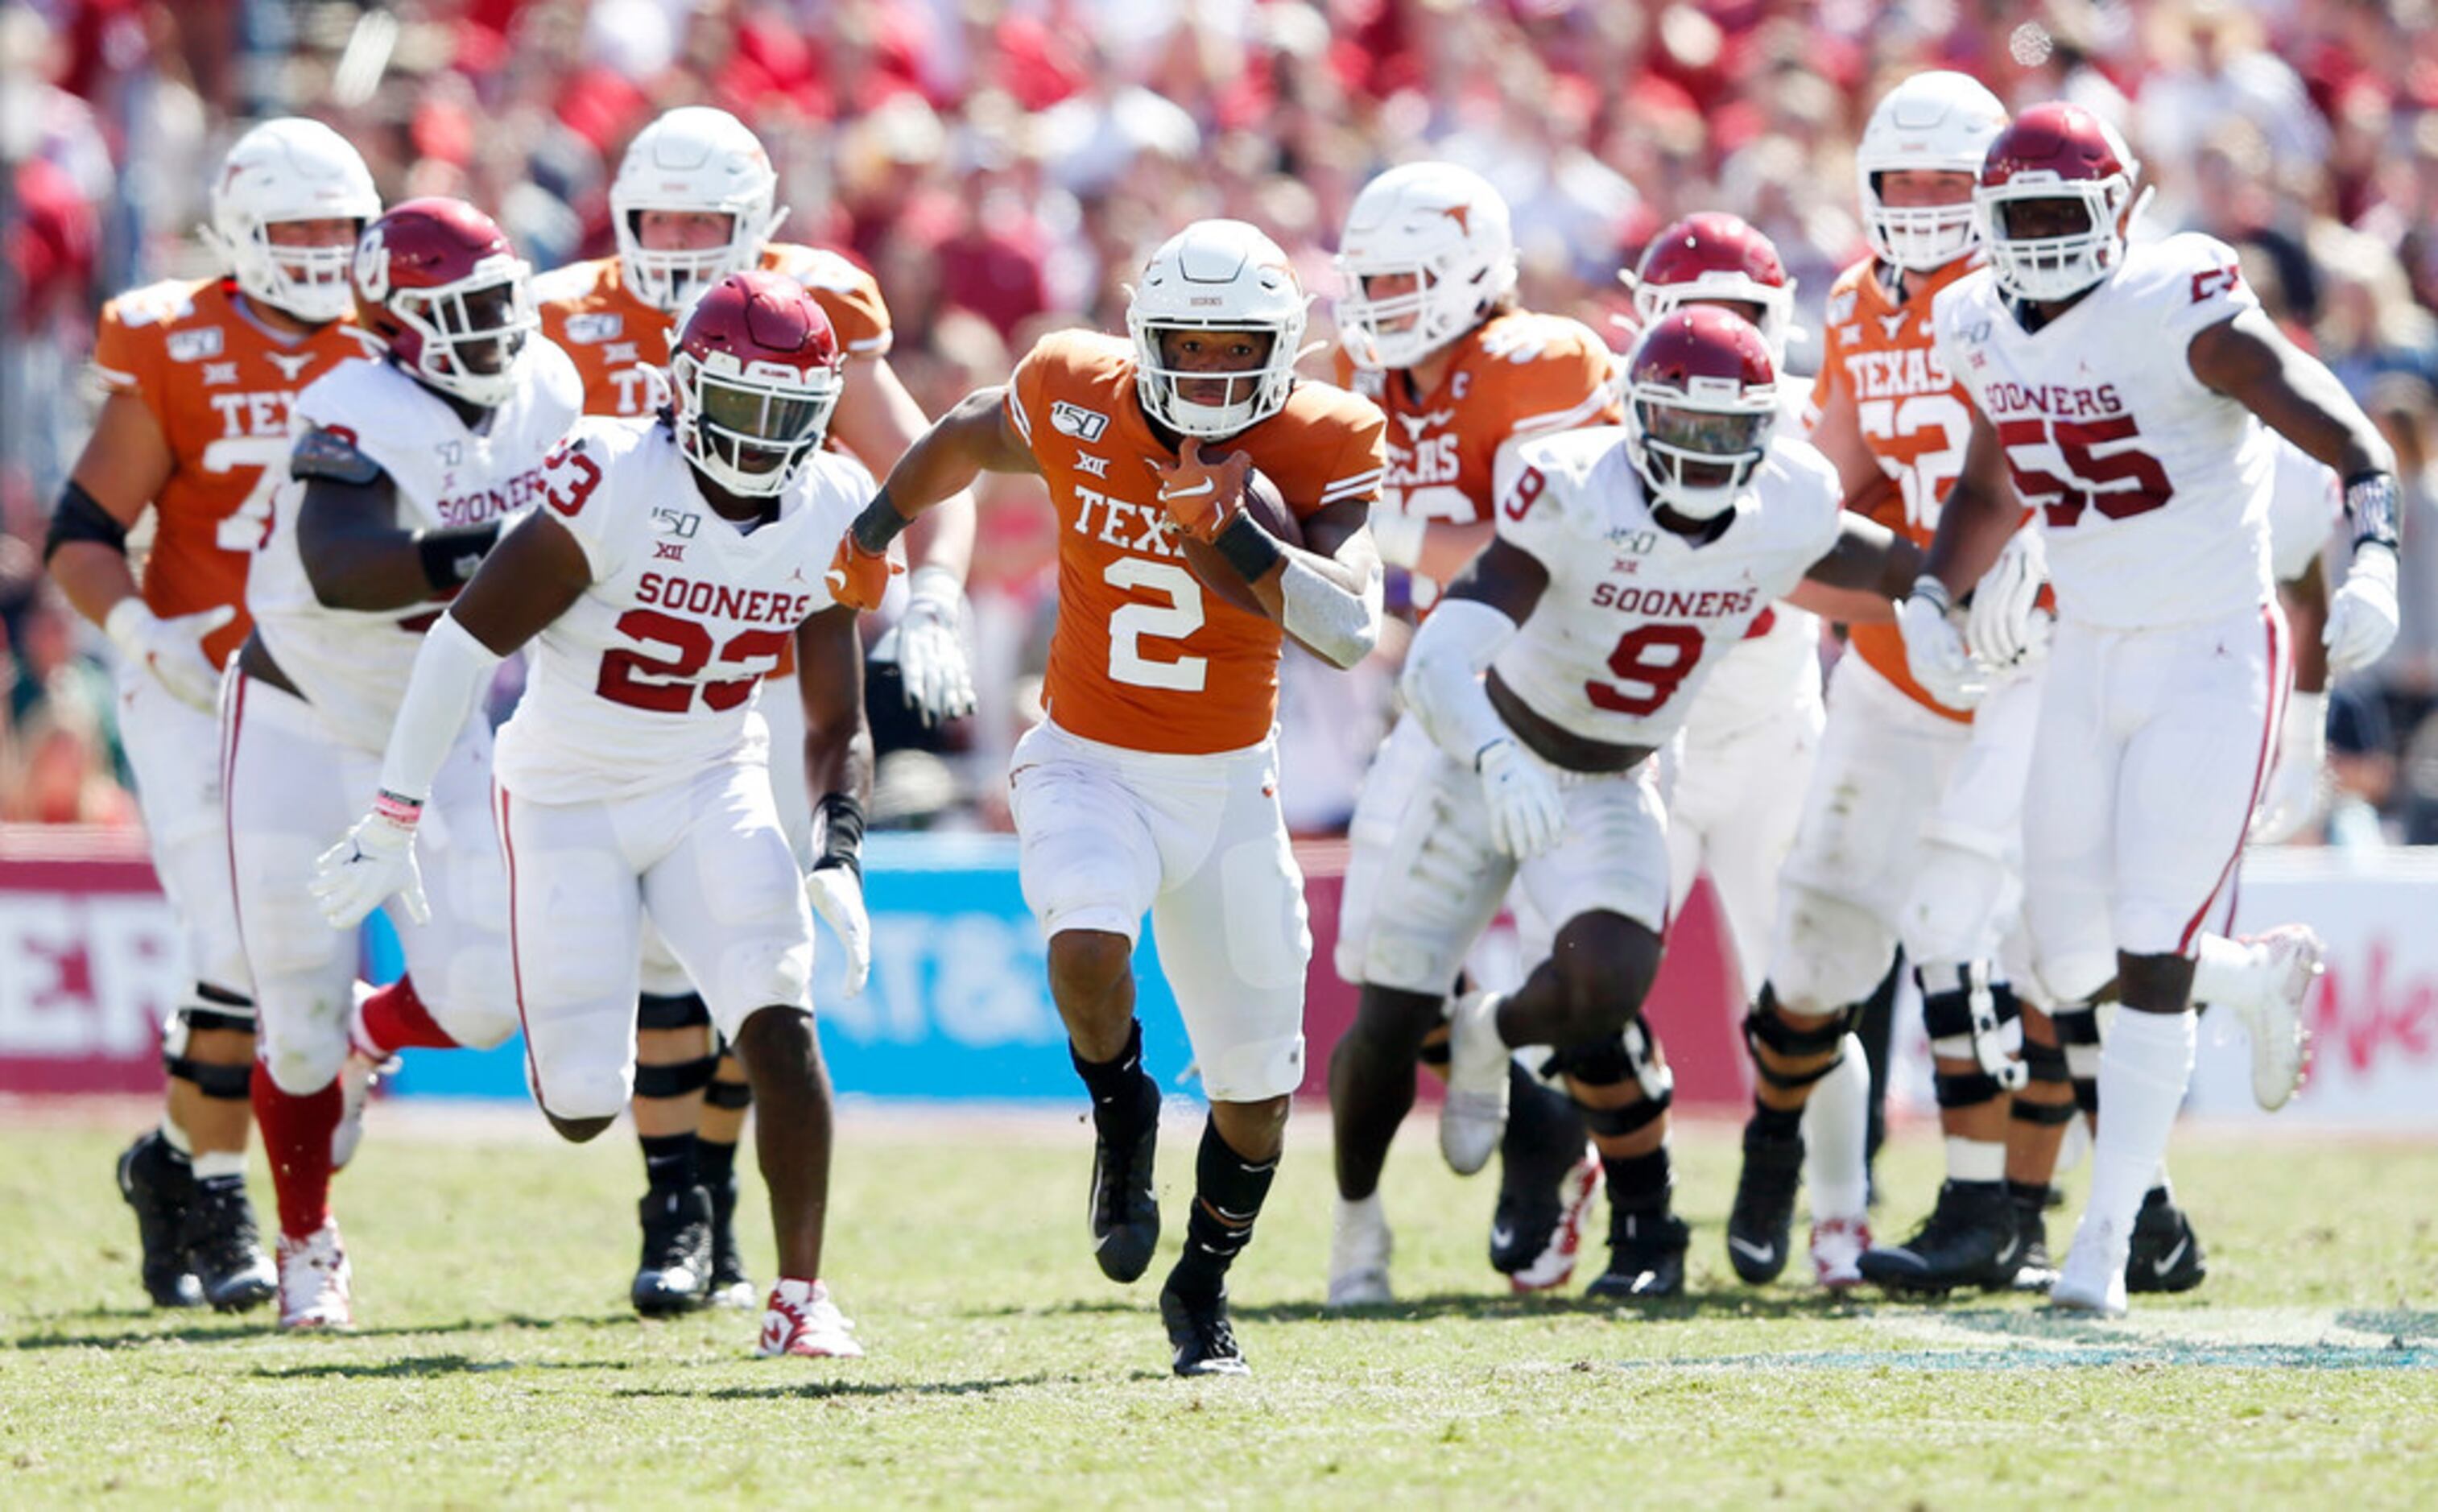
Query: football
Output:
[[1178, 465, 1304, 617]]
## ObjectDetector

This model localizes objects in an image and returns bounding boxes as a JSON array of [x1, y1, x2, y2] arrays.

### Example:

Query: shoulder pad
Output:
[[290, 425, 383, 486]]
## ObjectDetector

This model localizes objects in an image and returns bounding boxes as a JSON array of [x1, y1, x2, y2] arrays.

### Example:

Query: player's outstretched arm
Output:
[[1791, 514, 1920, 624], [833, 356, 979, 725], [795, 601, 875, 995], [828, 386, 1039, 612], [292, 427, 504, 613]]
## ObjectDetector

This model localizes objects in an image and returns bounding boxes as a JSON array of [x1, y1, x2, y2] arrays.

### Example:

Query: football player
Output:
[[1397, 308, 1924, 1301], [231, 198, 581, 1328], [535, 105, 977, 1315], [316, 271, 872, 1358], [1903, 102, 2399, 1316], [46, 118, 382, 1312], [1324, 162, 1622, 1305], [829, 220, 1387, 1376]]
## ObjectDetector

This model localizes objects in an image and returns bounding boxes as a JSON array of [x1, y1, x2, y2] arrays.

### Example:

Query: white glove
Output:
[[1898, 576, 1985, 709], [106, 599, 234, 713], [1476, 737, 1565, 860], [2324, 543, 2399, 680], [2250, 690, 2330, 844], [311, 796, 429, 928], [804, 863, 871, 997], [1966, 525, 2050, 671], [893, 566, 977, 727]]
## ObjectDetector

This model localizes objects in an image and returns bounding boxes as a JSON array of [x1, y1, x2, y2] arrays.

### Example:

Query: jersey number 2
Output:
[[597, 610, 787, 713], [1105, 559, 1206, 692]]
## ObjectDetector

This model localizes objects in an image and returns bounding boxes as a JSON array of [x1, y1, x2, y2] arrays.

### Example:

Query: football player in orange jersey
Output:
[[535, 105, 977, 1316], [1323, 162, 1625, 1305], [828, 220, 1387, 1376], [44, 118, 382, 1314]]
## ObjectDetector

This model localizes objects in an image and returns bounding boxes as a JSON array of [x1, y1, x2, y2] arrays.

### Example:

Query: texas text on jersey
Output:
[[91, 278, 382, 665], [1006, 329, 1386, 755], [493, 414, 869, 804], [535, 245, 891, 418]]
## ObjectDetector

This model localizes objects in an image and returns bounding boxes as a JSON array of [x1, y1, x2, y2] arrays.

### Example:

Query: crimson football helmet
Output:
[[671, 270, 845, 498], [1973, 102, 2139, 303], [352, 197, 537, 408], [1621, 305, 1779, 521], [1628, 213, 1795, 363]]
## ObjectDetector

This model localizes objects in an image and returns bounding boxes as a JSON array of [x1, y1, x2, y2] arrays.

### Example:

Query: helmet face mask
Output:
[[1855, 70, 2009, 272], [671, 270, 846, 498], [353, 200, 539, 410], [1126, 220, 1308, 439], [1334, 163, 1517, 370], [1619, 307, 1779, 522], [613, 107, 782, 315], [205, 118, 381, 324], [1974, 102, 2140, 304]]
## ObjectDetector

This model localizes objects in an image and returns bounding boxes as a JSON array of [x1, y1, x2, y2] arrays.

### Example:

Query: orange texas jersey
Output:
[[1006, 330, 1386, 756], [534, 242, 893, 417], [1808, 255, 1987, 722], [1333, 310, 1619, 526], [90, 277, 382, 667]]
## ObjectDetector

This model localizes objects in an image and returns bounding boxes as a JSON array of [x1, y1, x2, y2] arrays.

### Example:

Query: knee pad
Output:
[[1919, 965, 2026, 1107], [705, 1078, 754, 1111], [163, 1054, 254, 1101], [632, 1054, 717, 1100], [1771, 884, 1899, 1016], [2032, 948, 2116, 1013], [533, 1064, 632, 1126], [2010, 1038, 2077, 1126], [2052, 1003, 2102, 1115], [160, 996, 257, 1066], [263, 1040, 347, 1099], [1742, 985, 1854, 1092], [1899, 837, 2011, 969], [636, 992, 712, 1031], [1560, 1022, 1676, 1135]]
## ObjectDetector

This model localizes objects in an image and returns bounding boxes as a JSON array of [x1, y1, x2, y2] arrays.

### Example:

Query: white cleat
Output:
[[2233, 924, 2322, 1112], [1327, 1194, 1395, 1309], [333, 981, 396, 1171], [1439, 991, 1511, 1176], [275, 1219, 354, 1331], [758, 1278, 863, 1358], [2049, 1214, 2130, 1319], [1809, 1214, 1870, 1292], [1506, 1144, 1600, 1294]]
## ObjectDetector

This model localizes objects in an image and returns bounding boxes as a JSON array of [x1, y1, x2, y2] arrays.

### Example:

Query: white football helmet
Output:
[[611, 106, 784, 314], [1126, 220, 1309, 439], [201, 118, 381, 324], [1855, 71, 2009, 272], [1333, 162, 1518, 370]]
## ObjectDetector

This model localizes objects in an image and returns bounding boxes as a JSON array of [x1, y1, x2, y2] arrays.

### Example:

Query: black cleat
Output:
[[631, 1184, 714, 1316], [2125, 1187, 2206, 1294], [1158, 1279, 1248, 1378], [180, 1178, 276, 1312], [704, 1168, 754, 1308], [1857, 1180, 2023, 1295], [1725, 1124, 1804, 1284], [1585, 1209, 1689, 1300], [1088, 1092, 1161, 1284], [116, 1130, 201, 1308], [2010, 1186, 2058, 1293]]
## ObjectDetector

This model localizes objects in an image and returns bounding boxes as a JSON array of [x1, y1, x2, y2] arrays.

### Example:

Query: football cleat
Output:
[[330, 1049, 395, 1171], [180, 1179, 277, 1312], [116, 1129, 202, 1308], [2124, 1187, 2206, 1294], [275, 1219, 353, 1330], [1159, 1280, 1249, 1378], [704, 1167, 754, 1308], [1725, 1123, 1803, 1283], [2010, 1186, 2059, 1293], [1438, 991, 1511, 1175], [1088, 1094, 1161, 1284], [1856, 1180, 2023, 1295], [1492, 1142, 1600, 1293], [757, 1278, 862, 1358], [2050, 1212, 2130, 1318], [632, 1184, 715, 1316], [1585, 1208, 1688, 1299], [1809, 1214, 1870, 1291], [1326, 1193, 1393, 1309], [2233, 924, 2321, 1112]]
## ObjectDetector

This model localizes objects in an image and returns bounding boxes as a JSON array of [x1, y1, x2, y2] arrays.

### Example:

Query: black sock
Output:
[[695, 1135, 738, 1195], [1749, 1101, 1803, 1142], [1499, 1064, 1586, 1188], [1071, 1020, 1155, 1141], [1601, 1146, 1671, 1216], [641, 1133, 696, 1192], [1167, 1118, 1279, 1302]]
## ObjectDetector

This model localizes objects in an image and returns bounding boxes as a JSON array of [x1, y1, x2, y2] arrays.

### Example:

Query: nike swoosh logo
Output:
[[1162, 478, 1216, 501], [2152, 1237, 2189, 1276], [1490, 1225, 1515, 1249], [1729, 1237, 1778, 1265]]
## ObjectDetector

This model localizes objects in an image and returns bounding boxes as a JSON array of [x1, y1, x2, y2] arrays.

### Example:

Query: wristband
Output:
[[2342, 471, 2400, 552], [372, 789, 424, 828], [849, 491, 912, 556], [813, 791, 865, 881], [1213, 511, 1285, 583], [1909, 573, 1954, 613]]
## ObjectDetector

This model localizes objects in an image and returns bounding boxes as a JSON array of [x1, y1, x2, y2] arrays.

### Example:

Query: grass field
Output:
[[4, 1097, 2436, 1509]]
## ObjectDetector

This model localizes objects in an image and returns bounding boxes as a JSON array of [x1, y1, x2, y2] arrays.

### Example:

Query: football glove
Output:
[[1476, 737, 1564, 860], [1898, 576, 1985, 709], [2324, 543, 2399, 680], [311, 794, 429, 928], [1151, 436, 1251, 543], [106, 599, 233, 713], [1965, 525, 2050, 672], [892, 566, 976, 727], [804, 862, 871, 998], [824, 534, 902, 613]]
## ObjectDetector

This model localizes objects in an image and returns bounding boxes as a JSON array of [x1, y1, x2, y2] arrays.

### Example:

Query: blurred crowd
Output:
[[3, 0, 2436, 840]]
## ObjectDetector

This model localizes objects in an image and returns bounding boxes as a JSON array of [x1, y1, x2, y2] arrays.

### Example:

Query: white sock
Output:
[[1944, 1136, 2006, 1184], [2085, 1010, 2196, 1244], [192, 1151, 246, 1182], [2188, 934, 2263, 1010], [159, 1119, 192, 1159], [1800, 1035, 1871, 1221]]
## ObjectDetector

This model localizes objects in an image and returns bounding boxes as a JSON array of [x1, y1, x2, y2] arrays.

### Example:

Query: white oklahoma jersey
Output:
[[1934, 233, 2275, 630], [1338, 424, 1841, 997], [488, 416, 866, 1122], [247, 340, 585, 750], [2266, 432, 2339, 584]]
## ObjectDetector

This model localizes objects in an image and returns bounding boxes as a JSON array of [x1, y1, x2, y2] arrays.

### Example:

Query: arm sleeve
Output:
[[1400, 597, 1520, 764], [374, 613, 506, 804]]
